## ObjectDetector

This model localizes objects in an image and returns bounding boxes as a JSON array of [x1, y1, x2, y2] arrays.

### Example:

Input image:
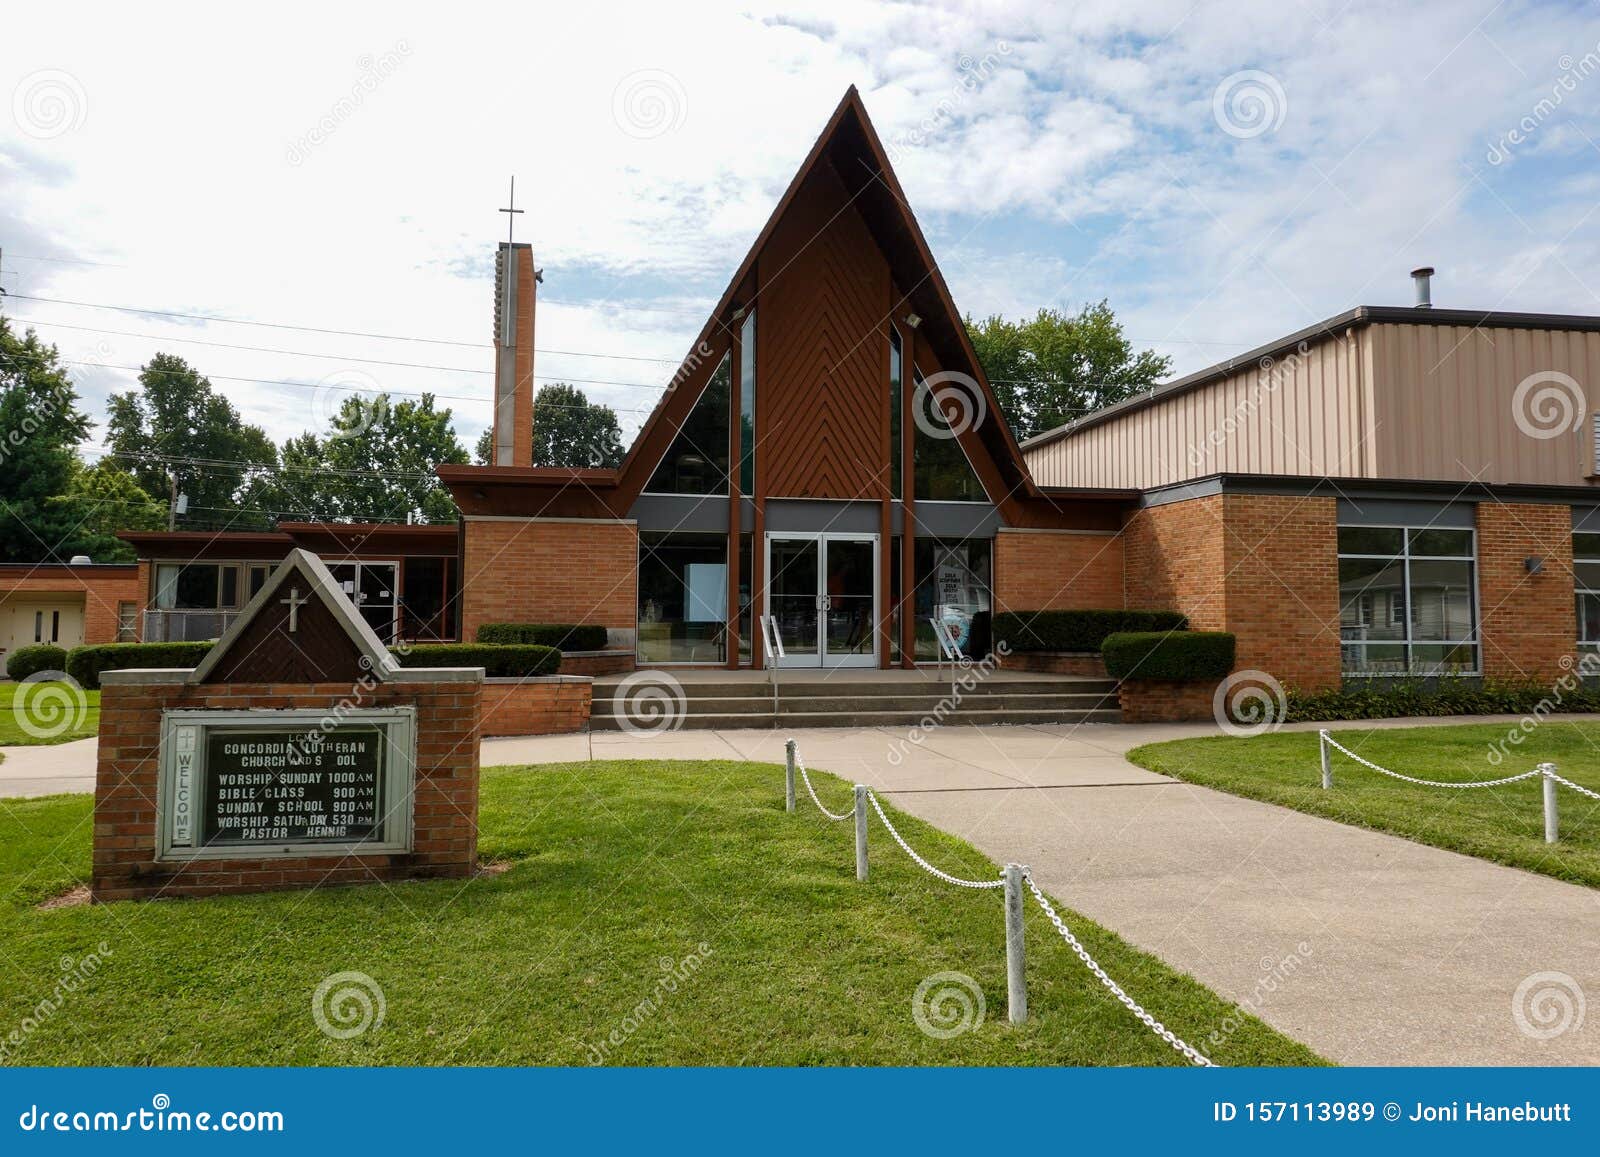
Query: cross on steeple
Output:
[[499, 176, 523, 246], [280, 587, 308, 632]]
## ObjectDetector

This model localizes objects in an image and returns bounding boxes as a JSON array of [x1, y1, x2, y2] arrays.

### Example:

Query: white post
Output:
[[1004, 864, 1027, 1024], [1541, 764, 1559, 844], [1319, 729, 1332, 789], [784, 739, 796, 814], [854, 786, 869, 881]]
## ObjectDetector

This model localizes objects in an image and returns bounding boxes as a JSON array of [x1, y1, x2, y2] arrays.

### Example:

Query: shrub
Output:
[[1285, 678, 1600, 722], [6, 644, 69, 682], [66, 642, 215, 690], [992, 609, 1187, 653], [1102, 631, 1236, 681], [392, 643, 561, 677], [475, 622, 609, 651]]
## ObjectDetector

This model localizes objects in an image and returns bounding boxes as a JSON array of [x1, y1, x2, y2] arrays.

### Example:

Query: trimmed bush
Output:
[[392, 643, 561, 678], [66, 642, 215, 690], [475, 622, 609, 651], [6, 644, 69, 682], [992, 609, 1187, 653], [1102, 631, 1236, 681], [1285, 678, 1600, 722]]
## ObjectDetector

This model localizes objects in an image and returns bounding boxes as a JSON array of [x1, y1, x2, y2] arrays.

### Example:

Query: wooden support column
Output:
[[899, 322, 918, 667], [726, 305, 744, 670]]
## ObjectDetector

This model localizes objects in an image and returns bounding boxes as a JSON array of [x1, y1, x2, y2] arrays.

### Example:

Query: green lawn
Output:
[[0, 760, 1319, 1067], [1129, 722, 1600, 888], [0, 682, 100, 746]]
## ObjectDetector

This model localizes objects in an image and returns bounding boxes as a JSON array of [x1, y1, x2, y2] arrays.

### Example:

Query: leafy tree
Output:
[[275, 393, 469, 524], [47, 459, 165, 561], [474, 383, 625, 468], [965, 302, 1172, 441], [104, 353, 278, 530], [0, 316, 94, 561]]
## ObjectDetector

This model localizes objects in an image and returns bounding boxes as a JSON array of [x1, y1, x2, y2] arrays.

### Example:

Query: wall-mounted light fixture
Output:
[[1525, 556, 1545, 574], [904, 312, 922, 329]]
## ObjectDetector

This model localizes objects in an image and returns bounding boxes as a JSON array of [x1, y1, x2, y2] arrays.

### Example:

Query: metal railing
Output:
[[760, 614, 786, 717], [928, 616, 966, 695], [142, 609, 239, 643]]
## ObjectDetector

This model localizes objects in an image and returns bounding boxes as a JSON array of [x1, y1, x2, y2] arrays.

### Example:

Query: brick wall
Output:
[[1477, 502, 1575, 682], [992, 529, 1123, 613], [0, 564, 143, 650], [461, 518, 638, 644], [92, 675, 482, 901], [558, 651, 636, 676], [480, 676, 592, 736], [1118, 678, 1220, 723], [998, 651, 1108, 677], [1123, 496, 1226, 629]]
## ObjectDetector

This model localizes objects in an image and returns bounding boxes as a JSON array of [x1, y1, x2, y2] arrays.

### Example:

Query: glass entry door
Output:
[[327, 561, 399, 643], [765, 534, 878, 668]]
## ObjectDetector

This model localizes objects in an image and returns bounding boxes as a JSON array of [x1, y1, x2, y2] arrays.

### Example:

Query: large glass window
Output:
[[1339, 526, 1478, 675], [888, 328, 903, 499], [1575, 532, 1600, 653], [638, 532, 728, 663], [738, 313, 756, 494], [912, 538, 992, 660], [912, 369, 986, 501], [646, 354, 731, 495]]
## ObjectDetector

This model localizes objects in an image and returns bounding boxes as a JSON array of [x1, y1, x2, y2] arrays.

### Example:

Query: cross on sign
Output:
[[280, 587, 308, 632]]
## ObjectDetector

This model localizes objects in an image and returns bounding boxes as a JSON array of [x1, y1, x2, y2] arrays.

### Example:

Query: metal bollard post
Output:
[[1541, 764, 1559, 844], [1004, 864, 1027, 1024], [854, 786, 869, 881], [1319, 730, 1332, 789], [784, 739, 796, 814]]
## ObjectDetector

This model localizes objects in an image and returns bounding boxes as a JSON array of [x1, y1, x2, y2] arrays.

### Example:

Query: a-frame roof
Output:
[[440, 87, 1128, 527]]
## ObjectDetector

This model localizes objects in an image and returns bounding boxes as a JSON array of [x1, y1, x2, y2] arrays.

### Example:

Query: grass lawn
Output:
[[0, 760, 1319, 1067], [1129, 721, 1600, 888], [0, 682, 100, 746]]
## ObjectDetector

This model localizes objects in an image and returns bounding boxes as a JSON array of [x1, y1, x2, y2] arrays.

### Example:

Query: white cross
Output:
[[280, 586, 308, 632]]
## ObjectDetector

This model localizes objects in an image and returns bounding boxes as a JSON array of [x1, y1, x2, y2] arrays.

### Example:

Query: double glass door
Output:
[[766, 533, 877, 667], [327, 562, 399, 643]]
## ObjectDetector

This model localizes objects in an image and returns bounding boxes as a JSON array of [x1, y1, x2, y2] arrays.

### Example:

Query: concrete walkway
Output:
[[487, 718, 1600, 1067], [10, 717, 1599, 1065]]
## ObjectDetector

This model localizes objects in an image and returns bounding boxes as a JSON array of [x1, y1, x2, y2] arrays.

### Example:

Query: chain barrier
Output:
[[1544, 769, 1600, 802], [1322, 732, 1545, 789], [794, 749, 855, 822], [1020, 870, 1215, 1067], [864, 789, 1005, 890]]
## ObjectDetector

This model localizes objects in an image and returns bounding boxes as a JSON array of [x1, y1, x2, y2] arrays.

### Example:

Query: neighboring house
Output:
[[3, 86, 1595, 697]]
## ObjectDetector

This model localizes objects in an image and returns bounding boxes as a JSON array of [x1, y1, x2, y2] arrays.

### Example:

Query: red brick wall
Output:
[[461, 518, 638, 644], [1123, 496, 1226, 629], [558, 651, 636, 676], [1477, 502, 1575, 682], [999, 651, 1108, 677], [92, 676, 482, 901], [992, 529, 1123, 613], [1118, 678, 1220, 723], [480, 677, 591, 736], [0, 564, 143, 650]]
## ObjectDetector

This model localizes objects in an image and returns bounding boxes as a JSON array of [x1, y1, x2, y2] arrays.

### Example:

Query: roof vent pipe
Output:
[[1411, 266, 1434, 309]]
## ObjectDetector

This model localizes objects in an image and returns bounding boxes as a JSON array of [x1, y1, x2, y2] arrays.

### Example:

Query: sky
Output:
[[3, 0, 1599, 456]]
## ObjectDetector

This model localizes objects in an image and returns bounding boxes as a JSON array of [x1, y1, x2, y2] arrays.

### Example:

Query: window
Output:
[[1338, 525, 1478, 675], [888, 328, 903, 499], [248, 564, 271, 599], [912, 538, 992, 660], [646, 354, 731, 495], [116, 602, 138, 642], [912, 369, 986, 502], [638, 532, 728, 663], [1574, 532, 1600, 652], [738, 312, 756, 494]]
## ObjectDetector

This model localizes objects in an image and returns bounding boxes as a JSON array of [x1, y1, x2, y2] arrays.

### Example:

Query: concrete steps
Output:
[[590, 675, 1121, 730]]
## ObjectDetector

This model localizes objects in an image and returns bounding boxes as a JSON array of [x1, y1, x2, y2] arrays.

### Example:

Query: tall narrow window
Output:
[[739, 312, 756, 494], [1575, 532, 1600, 653], [888, 328, 903, 499], [912, 369, 986, 501], [646, 354, 732, 495]]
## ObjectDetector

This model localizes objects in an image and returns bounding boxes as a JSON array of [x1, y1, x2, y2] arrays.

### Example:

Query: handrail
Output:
[[928, 614, 964, 694], [761, 614, 785, 719]]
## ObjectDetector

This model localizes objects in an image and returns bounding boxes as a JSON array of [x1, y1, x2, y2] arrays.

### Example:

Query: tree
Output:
[[965, 302, 1172, 441], [0, 316, 94, 561], [474, 383, 625, 468], [275, 393, 469, 524], [47, 459, 165, 562], [104, 353, 278, 530]]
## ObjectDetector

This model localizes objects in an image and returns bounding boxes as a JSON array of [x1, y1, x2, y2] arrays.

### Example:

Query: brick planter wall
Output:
[[557, 650, 635, 677], [999, 651, 1108, 677], [480, 675, 593, 737], [92, 671, 483, 902], [1117, 678, 1221, 723]]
